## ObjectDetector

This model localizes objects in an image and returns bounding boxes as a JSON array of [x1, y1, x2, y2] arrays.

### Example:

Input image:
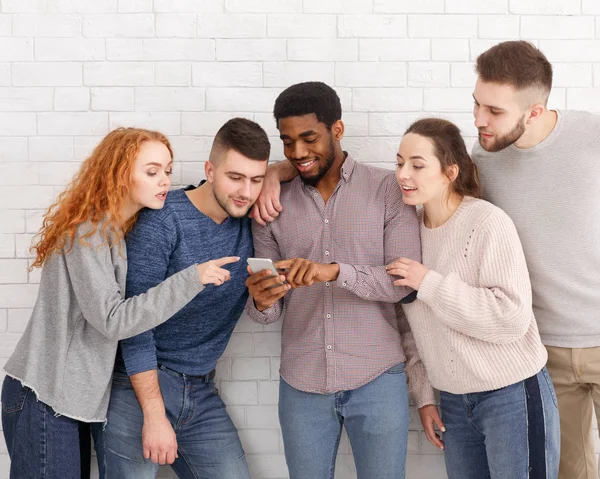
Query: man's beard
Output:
[[479, 116, 525, 152], [214, 191, 252, 218], [299, 137, 336, 187]]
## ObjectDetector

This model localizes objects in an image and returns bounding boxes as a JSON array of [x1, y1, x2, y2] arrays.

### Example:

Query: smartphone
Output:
[[247, 257, 280, 277]]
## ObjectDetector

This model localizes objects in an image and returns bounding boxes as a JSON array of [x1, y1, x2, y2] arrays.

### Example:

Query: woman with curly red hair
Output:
[[1, 128, 239, 479]]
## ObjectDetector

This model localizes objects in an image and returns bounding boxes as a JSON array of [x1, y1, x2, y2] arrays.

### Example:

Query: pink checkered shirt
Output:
[[246, 154, 422, 394]]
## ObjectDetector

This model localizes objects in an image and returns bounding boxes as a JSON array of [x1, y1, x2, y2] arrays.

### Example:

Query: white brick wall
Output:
[[0, 1, 598, 478]]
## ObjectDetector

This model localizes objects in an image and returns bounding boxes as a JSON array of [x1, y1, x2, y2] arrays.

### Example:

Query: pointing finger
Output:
[[214, 256, 240, 267]]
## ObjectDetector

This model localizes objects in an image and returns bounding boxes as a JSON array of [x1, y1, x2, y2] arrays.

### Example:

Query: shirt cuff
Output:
[[335, 263, 356, 291], [183, 263, 205, 293], [414, 384, 437, 410], [246, 298, 277, 324], [416, 269, 444, 305], [123, 354, 158, 377]]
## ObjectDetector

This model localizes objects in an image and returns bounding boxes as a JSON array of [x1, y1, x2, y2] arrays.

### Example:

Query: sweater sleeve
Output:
[[64, 218, 204, 341], [335, 174, 422, 303], [416, 211, 533, 344], [396, 302, 436, 409]]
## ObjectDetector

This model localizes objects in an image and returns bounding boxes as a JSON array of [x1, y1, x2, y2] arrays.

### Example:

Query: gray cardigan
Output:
[[4, 223, 204, 422]]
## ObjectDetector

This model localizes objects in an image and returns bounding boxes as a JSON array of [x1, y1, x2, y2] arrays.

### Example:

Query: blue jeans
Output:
[[100, 365, 250, 479], [1, 375, 100, 479], [279, 362, 409, 479], [441, 367, 560, 479]]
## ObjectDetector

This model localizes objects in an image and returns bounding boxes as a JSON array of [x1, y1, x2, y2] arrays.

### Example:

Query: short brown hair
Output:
[[210, 118, 270, 164], [405, 118, 481, 200], [476, 41, 552, 100]]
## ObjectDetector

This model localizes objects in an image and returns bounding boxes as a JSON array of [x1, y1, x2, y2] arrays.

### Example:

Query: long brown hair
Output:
[[405, 118, 481, 199], [30, 127, 173, 269]]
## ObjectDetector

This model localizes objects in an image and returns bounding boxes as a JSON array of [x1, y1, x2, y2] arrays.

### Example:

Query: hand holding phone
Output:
[[246, 258, 290, 311]]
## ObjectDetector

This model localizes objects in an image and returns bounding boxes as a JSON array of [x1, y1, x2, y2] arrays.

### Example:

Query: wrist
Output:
[[324, 262, 339, 281], [254, 298, 269, 312], [265, 166, 280, 182], [142, 405, 166, 420]]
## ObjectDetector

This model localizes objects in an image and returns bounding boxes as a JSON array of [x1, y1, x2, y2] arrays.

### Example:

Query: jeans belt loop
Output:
[[158, 364, 215, 383]]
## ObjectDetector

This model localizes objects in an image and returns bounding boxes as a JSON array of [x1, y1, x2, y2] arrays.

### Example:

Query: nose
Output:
[[292, 142, 308, 160], [396, 164, 410, 183], [474, 108, 488, 129], [240, 179, 252, 199], [159, 172, 171, 188]]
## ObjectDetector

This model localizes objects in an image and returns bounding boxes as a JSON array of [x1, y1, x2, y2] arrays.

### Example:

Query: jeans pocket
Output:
[[384, 362, 406, 375], [541, 367, 559, 409], [1, 377, 30, 414]]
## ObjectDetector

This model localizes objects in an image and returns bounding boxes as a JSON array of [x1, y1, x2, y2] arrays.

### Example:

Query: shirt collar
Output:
[[340, 151, 356, 182], [299, 151, 356, 195]]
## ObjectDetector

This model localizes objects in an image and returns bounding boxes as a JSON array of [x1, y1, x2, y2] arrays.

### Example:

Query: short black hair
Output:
[[273, 81, 342, 129], [209, 118, 270, 164]]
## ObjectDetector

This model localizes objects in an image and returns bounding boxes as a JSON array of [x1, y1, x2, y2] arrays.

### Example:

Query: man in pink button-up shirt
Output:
[[245, 82, 423, 479]]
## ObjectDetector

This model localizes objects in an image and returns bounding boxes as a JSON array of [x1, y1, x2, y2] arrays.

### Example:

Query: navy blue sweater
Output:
[[118, 187, 253, 376]]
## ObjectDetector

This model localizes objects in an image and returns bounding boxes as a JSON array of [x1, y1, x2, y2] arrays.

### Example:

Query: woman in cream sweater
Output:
[[387, 118, 559, 479]]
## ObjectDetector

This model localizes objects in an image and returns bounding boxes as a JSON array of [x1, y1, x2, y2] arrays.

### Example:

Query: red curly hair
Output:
[[30, 127, 173, 269]]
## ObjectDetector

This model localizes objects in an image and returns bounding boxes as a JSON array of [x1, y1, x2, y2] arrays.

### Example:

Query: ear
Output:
[[205, 161, 215, 183], [331, 120, 345, 142], [446, 164, 459, 183], [525, 104, 545, 125]]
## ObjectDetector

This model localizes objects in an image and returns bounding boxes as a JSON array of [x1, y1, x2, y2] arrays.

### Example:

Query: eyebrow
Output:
[[144, 161, 173, 167], [472, 94, 505, 111], [396, 153, 427, 161], [226, 171, 266, 179], [280, 130, 318, 140]]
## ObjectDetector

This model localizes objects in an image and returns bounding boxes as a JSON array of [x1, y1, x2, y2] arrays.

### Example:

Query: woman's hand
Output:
[[418, 404, 446, 450], [386, 257, 429, 290], [196, 256, 239, 286]]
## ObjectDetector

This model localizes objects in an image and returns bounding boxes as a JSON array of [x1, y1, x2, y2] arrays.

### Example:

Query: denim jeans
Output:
[[1, 375, 97, 479], [441, 367, 560, 479], [279, 362, 409, 479], [100, 365, 250, 479]]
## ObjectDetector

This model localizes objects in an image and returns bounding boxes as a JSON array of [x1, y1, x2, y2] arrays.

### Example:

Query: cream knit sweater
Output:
[[402, 197, 547, 408]]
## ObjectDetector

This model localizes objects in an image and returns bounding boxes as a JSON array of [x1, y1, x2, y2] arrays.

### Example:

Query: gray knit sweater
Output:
[[4, 223, 204, 422], [473, 110, 600, 348]]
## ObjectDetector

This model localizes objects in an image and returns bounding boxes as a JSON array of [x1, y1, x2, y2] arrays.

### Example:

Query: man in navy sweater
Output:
[[102, 118, 270, 478]]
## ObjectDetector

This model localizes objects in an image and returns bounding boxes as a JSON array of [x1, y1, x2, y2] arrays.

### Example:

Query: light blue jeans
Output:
[[279, 362, 409, 479], [99, 365, 250, 479], [441, 367, 560, 479]]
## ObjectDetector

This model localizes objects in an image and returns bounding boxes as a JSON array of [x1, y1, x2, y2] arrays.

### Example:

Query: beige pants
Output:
[[547, 346, 600, 479]]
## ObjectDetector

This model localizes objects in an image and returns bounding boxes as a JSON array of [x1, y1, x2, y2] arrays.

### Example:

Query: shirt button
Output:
[[326, 314, 331, 319], [324, 219, 329, 224], [342, 281, 347, 287], [325, 282, 330, 287], [324, 250, 330, 256], [326, 345, 332, 350]]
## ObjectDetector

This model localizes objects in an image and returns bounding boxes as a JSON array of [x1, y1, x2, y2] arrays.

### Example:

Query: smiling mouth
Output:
[[401, 186, 417, 192], [296, 159, 316, 171], [232, 198, 249, 206]]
